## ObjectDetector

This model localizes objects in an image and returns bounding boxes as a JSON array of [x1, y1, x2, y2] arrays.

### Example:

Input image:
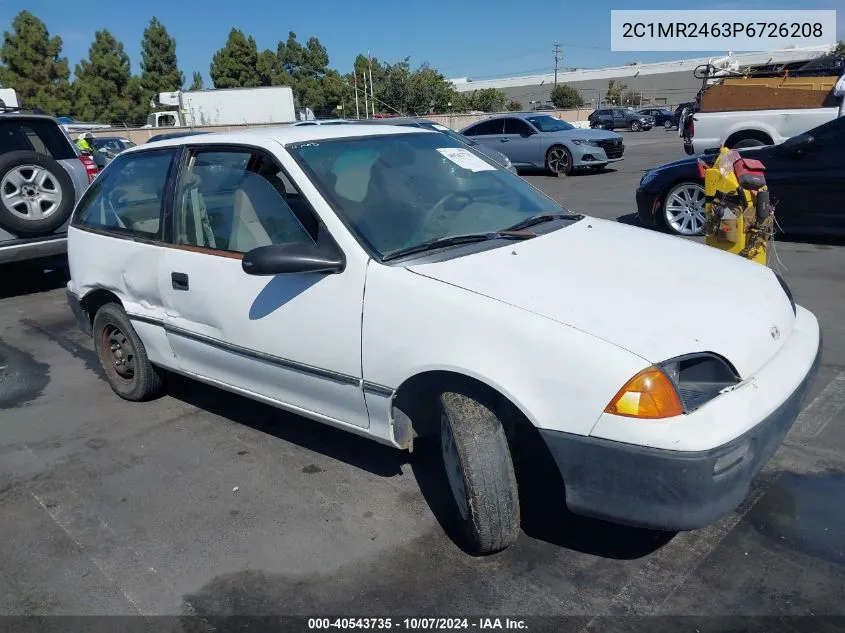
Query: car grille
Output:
[[595, 138, 624, 159]]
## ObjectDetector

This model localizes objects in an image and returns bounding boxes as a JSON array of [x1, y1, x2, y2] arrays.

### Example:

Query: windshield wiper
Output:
[[382, 231, 534, 262], [502, 212, 581, 232]]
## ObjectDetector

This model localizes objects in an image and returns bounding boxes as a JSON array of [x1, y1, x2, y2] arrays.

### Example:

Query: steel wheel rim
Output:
[[665, 183, 706, 235], [99, 324, 136, 381], [441, 414, 469, 520], [547, 148, 570, 174], [631, 121, 641, 131], [1, 165, 63, 220]]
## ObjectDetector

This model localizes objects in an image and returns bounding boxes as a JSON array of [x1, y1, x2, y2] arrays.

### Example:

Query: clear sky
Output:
[[2, 0, 842, 86]]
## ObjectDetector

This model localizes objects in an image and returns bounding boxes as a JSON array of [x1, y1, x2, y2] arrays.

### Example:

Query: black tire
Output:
[[731, 138, 767, 149], [0, 151, 76, 237], [630, 120, 642, 132], [545, 145, 573, 176], [92, 303, 164, 402], [439, 390, 520, 554], [664, 120, 673, 130]]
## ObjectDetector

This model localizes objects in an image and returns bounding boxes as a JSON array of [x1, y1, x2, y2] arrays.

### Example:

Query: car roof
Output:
[[0, 113, 58, 123], [134, 123, 434, 152]]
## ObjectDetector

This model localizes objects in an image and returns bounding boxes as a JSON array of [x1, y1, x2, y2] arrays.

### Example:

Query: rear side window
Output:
[[0, 120, 77, 160], [471, 119, 505, 136], [73, 149, 177, 238]]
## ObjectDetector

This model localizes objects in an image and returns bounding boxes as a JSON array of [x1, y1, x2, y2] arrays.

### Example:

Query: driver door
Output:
[[159, 145, 371, 428], [501, 118, 539, 165]]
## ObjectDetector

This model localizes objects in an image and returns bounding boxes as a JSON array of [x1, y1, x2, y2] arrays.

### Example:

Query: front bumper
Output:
[[635, 187, 659, 228], [539, 331, 822, 531]]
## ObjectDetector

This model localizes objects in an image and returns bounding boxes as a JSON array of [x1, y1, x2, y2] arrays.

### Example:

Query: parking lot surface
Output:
[[1, 130, 843, 622]]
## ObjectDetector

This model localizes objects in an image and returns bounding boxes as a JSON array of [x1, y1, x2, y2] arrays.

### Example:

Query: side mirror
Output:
[[242, 240, 345, 276], [781, 133, 814, 154]]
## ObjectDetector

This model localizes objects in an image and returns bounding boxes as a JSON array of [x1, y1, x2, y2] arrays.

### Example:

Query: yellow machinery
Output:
[[699, 146, 774, 266]]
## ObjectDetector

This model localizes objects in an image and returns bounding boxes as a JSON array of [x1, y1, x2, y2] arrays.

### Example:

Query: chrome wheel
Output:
[[441, 413, 469, 520], [630, 120, 642, 132], [546, 147, 571, 175], [664, 182, 705, 235], [1, 165, 64, 220]]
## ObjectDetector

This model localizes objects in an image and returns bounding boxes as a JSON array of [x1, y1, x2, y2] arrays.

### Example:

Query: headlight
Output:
[[774, 271, 796, 315], [571, 139, 596, 146], [605, 353, 739, 419]]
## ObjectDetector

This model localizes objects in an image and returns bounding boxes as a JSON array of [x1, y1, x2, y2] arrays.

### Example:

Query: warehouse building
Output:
[[449, 45, 835, 109]]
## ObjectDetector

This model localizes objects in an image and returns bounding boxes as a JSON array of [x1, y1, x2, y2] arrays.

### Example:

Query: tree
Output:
[[0, 10, 71, 114], [506, 100, 523, 111], [189, 71, 204, 90], [209, 28, 260, 88], [140, 18, 183, 99], [73, 30, 143, 124], [468, 88, 507, 112], [605, 80, 626, 105], [550, 84, 582, 108], [834, 40, 845, 56]]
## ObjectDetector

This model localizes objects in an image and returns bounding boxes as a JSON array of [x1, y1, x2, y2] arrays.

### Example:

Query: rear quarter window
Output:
[[0, 120, 77, 160]]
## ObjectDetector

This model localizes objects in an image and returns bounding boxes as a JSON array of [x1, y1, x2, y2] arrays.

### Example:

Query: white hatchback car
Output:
[[66, 125, 821, 555]]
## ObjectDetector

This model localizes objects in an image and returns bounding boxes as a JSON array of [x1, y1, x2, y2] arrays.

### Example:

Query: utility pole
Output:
[[553, 44, 562, 87], [354, 71, 360, 119], [362, 68, 369, 119], [368, 50, 375, 117]]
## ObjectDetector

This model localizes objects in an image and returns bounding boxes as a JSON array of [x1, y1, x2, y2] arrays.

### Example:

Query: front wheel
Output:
[[630, 120, 642, 132], [93, 303, 164, 401], [439, 391, 520, 555], [662, 181, 706, 236], [546, 146, 573, 175]]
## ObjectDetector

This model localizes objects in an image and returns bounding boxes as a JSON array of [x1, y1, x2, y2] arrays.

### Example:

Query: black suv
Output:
[[0, 109, 96, 264], [588, 108, 654, 132]]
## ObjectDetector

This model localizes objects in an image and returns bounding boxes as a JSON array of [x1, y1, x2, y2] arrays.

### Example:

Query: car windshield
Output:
[[524, 115, 574, 132], [288, 132, 572, 258]]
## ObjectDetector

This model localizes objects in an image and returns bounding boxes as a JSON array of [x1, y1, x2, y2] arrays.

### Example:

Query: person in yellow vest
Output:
[[75, 132, 94, 153]]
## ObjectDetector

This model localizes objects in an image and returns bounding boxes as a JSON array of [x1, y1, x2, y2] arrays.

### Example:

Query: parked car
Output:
[[353, 116, 516, 173], [637, 114, 844, 236], [67, 124, 820, 555], [460, 113, 624, 175], [146, 131, 211, 144], [0, 111, 96, 264], [588, 108, 654, 132], [638, 108, 674, 129], [91, 136, 135, 157]]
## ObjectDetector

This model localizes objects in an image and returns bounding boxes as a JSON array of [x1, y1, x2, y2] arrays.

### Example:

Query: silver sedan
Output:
[[460, 113, 625, 175]]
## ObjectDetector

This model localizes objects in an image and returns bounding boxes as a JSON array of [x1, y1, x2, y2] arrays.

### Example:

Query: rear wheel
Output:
[[662, 181, 706, 236], [0, 151, 75, 236], [546, 145, 573, 175], [93, 303, 164, 401], [439, 390, 520, 555], [732, 138, 766, 149], [664, 120, 673, 130]]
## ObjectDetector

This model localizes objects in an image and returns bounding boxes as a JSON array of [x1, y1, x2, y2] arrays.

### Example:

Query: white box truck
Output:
[[144, 86, 305, 129]]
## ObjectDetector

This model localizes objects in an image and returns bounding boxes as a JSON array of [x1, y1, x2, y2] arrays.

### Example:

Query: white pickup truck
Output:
[[683, 106, 838, 155]]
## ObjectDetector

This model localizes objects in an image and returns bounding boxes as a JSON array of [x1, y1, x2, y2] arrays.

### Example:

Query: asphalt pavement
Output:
[[1, 129, 844, 627]]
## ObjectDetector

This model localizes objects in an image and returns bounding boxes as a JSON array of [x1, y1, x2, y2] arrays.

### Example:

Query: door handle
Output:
[[171, 272, 189, 291]]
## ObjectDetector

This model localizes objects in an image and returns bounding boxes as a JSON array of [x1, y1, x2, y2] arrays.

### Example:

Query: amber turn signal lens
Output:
[[604, 366, 683, 419]]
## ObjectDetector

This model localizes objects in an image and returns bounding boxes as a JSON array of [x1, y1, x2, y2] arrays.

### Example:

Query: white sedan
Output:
[[65, 124, 821, 554]]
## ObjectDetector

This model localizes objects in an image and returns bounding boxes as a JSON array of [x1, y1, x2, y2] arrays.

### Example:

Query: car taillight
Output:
[[78, 155, 99, 183]]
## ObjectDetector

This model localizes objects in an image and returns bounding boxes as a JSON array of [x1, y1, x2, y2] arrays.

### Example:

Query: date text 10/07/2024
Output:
[[307, 618, 529, 630]]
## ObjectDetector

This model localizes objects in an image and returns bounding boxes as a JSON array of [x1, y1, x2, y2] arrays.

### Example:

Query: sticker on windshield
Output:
[[436, 147, 496, 172]]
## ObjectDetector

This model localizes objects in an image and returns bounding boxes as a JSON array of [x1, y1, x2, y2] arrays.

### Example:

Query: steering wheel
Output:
[[405, 190, 475, 246]]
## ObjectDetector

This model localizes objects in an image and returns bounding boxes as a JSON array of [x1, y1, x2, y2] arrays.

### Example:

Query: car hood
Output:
[[407, 218, 794, 379], [647, 144, 773, 176]]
